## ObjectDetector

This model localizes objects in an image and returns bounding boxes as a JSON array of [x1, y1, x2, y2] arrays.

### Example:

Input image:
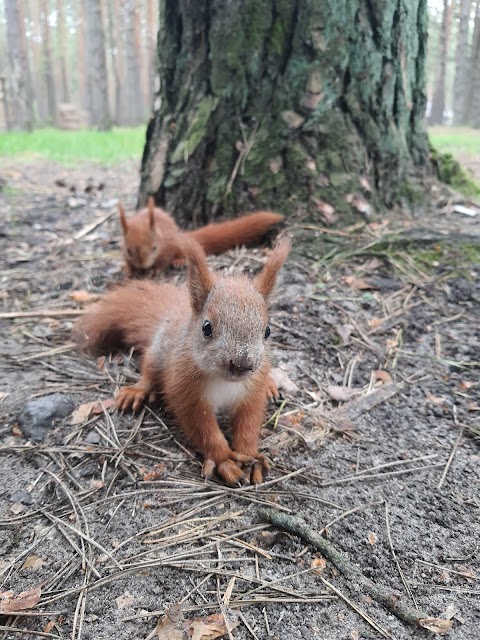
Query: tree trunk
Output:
[[138, 0, 431, 225], [123, 0, 145, 124], [4, 0, 33, 130], [145, 0, 158, 110], [453, 0, 473, 125], [106, 0, 123, 124], [75, 1, 88, 112], [84, 0, 111, 130], [429, 0, 452, 125], [56, 0, 70, 103], [40, 0, 57, 125], [466, 0, 480, 125]]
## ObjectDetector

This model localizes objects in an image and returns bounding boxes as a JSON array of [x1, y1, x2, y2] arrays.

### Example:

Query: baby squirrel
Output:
[[75, 237, 291, 485], [118, 196, 283, 276]]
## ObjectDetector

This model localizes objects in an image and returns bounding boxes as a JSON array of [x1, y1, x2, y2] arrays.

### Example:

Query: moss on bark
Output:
[[139, 0, 431, 226]]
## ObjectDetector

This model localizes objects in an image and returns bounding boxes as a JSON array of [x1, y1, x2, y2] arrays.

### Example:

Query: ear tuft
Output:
[[118, 202, 128, 235], [254, 237, 291, 301], [180, 239, 214, 315], [147, 197, 156, 231]]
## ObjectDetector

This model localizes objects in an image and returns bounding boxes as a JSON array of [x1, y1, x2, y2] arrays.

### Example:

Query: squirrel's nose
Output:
[[228, 359, 253, 377]]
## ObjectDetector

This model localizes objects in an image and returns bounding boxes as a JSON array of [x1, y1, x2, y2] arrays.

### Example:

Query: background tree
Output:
[[4, 0, 33, 130], [453, 0, 472, 124], [465, 0, 480, 125], [138, 0, 431, 224], [40, 0, 57, 125], [123, 0, 145, 124], [56, 0, 70, 103], [429, 0, 452, 125], [84, 0, 111, 130]]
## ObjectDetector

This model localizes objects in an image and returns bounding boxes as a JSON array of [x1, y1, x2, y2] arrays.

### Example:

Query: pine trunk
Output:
[[4, 0, 33, 130], [429, 0, 452, 125], [138, 0, 431, 225], [146, 0, 158, 110], [56, 0, 70, 103], [466, 0, 480, 125], [84, 0, 111, 130], [106, 0, 122, 124], [40, 0, 57, 125], [123, 0, 144, 124], [453, 0, 473, 125]]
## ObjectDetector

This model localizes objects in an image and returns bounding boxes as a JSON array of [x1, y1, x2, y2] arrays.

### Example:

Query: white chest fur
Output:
[[204, 378, 248, 414]]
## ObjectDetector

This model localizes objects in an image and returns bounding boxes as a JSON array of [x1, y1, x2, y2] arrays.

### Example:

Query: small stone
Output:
[[9, 490, 34, 505], [18, 394, 75, 442]]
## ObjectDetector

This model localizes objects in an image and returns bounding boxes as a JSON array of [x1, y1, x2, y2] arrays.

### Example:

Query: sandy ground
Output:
[[0, 159, 479, 640]]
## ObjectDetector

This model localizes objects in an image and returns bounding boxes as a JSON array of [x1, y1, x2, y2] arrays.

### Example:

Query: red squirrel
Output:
[[118, 196, 283, 275], [75, 237, 291, 485]]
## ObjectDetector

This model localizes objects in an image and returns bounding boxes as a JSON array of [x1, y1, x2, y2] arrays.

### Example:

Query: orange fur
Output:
[[119, 198, 283, 276], [75, 238, 291, 485]]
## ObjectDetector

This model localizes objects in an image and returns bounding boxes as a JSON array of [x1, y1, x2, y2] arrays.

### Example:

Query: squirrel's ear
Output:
[[182, 239, 214, 315], [147, 197, 156, 231], [254, 237, 291, 301], [118, 202, 128, 235]]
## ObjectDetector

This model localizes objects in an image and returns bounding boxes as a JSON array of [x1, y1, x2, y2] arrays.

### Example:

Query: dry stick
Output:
[[437, 426, 464, 490], [0, 627, 60, 640], [73, 208, 117, 241], [0, 309, 84, 319], [15, 342, 77, 362], [259, 509, 437, 630]]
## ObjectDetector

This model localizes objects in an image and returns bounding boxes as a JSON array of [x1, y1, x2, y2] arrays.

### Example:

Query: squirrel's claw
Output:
[[247, 453, 270, 485], [116, 386, 147, 413], [202, 456, 247, 486], [267, 377, 280, 401]]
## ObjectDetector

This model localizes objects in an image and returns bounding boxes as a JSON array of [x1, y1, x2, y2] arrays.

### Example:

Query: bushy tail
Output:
[[74, 281, 171, 356], [187, 211, 283, 255]]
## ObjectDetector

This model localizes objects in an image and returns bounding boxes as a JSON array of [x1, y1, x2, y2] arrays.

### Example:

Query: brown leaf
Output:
[[367, 531, 377, 545], [70, 401, 96, 425], [367, 317, 382, 329], [326, 385, 361, 403], [20, 555, 48, 571], [43, 621, 56, 633], [456, 565, 477, 582], [418, 617, 453, 634], [374, 370, 392, 384], [311, 556, 327, 575], [189, 613, 239, 640], [270, 367, 299, 395], [0, 586, 41, 614], [314, 199, 338, 225], [426, 394, 447, 407], [343, 275, 373, 291], [142, 463, 168, 481], [156, 605, 185, 640], [70, 290, 100, 304], [460, 380, 474, 390]]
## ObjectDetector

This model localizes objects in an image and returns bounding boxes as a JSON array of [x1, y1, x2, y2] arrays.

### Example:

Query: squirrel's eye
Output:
[[202, 320, 213, 337], [264, 325, 271, 339], [152, 245, 157, 252]]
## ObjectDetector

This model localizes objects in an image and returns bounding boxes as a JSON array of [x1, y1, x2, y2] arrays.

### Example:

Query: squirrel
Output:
[[75, 237, 291, 485], [118, 196, 283, 276]]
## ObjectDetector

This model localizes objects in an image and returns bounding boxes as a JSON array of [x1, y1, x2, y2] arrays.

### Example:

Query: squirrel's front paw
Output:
[[249, 454, 270, 485], [266, 376, 280, 401], [116, 386, 147, 413], [202, 451, 254, 486]]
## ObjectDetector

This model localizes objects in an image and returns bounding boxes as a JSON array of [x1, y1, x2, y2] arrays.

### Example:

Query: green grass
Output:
[[429, 126, 480, 157], [0, 127, 146, 165]]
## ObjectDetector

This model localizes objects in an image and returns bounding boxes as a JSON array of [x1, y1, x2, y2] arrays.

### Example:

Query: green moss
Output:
[[170, 96, 219, 164], [430, 145, 480, 198]]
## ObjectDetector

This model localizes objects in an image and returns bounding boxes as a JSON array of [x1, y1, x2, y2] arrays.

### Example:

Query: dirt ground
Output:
[[0, 159, 479, 640]]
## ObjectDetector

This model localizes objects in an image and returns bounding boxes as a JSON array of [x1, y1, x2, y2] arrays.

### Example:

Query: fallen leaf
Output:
[[460, 381, 474, 390], [142, 464, 167, 481], [270, 367, 299, 395], [426, 394, 447, 407], [156, 604, 185, 640], [336, 324, 353, 345], [70, 290, 101, 304], [314, 199, 338, 225], [326, 385, 361, 402], [0, 586, 41, 614], [10, 502, 25, 515], [43, 621, 56, 633], [418, 617, 453, 634], [90, 479, 104, 490], [367, 531, 377, 545], [374, 370, 392, 384], [311, 556, 327, 574], [116, 591, 135, 609], [70, 401, 96, 425], [456, 565, 477, 582], [190, 613, 239, 640], [343, 275, 373, 291], [367, 317, 382, 330], [20, 555, 48, 571]]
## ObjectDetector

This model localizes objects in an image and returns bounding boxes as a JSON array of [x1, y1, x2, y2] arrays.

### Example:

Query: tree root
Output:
[[259, 509, 453, 634]]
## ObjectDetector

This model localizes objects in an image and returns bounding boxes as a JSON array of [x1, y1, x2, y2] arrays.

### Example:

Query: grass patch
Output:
[[0, 127, 146, 165], [429, 126, 480, 157]]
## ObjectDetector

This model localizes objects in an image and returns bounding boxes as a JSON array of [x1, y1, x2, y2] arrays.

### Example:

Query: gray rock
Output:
[[18, 393, 74, 442]]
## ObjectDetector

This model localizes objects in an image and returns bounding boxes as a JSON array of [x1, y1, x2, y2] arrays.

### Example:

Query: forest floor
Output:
[[0, 157, 479, 640]]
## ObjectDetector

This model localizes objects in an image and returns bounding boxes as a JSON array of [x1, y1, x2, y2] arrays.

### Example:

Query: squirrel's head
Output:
[[119, 197, 160, 271], [182, 237, 291, 381]]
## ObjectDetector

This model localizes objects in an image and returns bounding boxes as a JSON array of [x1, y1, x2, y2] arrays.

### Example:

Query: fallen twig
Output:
[[259, 509, 452, 633], [0, 309, 85, 319]]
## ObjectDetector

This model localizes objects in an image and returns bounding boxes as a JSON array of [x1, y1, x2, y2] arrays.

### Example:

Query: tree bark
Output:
[[123, 0, 145, 124], [138, 0, 431, 226], [40, 0, 57, 125], [84, 0, 111, 130], [145, 0, 158, 111], [429, 0, 452, 125], [466, 0, 480, 126], [453, 0, 473, 125], [106, 0, 123, 124], [4, 0, 33, 130], [75, 1, 88, 112], [56, 0, 70, 103]]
